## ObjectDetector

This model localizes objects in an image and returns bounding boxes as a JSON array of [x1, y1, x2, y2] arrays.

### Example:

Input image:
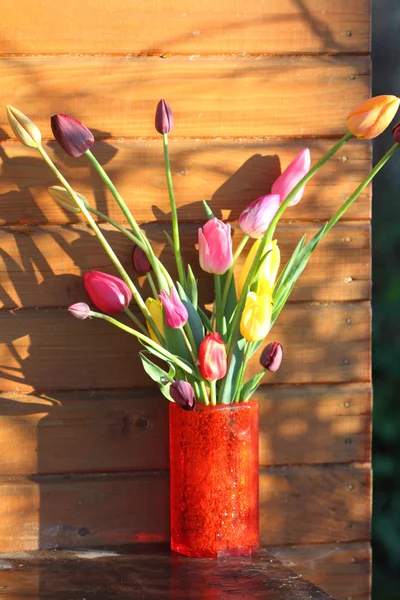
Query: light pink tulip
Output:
[[271, 148, 311, 206], [238, 194, 280, 239], [198, 218, 233, 274], [159, 286, 188, 328]]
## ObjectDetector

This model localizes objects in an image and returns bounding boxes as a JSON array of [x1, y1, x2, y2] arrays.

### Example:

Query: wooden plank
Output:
[[0, 303, 370, 392], [0, 383, 371, 475], [0, 464, 371, 551], [270, 542, 371, 600], [0, 221, 371, 309], [0, 139, 371, 226], [0, 0, 370, 55], [0, 56, 370, 139]]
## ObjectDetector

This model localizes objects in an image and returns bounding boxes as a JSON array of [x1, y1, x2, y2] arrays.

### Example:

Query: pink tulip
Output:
[[198, 218, 233, 274], [159, 286, 188, 328], [238, 194, 280, 239], [68, 302, 91, 320], [84, 271, 132, 315], [271, 148, 311, 206]]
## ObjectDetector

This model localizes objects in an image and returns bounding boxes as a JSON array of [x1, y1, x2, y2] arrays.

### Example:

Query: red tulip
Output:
[[155, 99, 174, 134], [84, 271, 132, 315], [51, 114, 95, 157], [198, 332, 227, 381], [170, 381, 196, 411], [260, 342, 283, 372]]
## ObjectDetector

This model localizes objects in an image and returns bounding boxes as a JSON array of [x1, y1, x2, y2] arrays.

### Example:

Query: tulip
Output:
[[240, 292, 272, 343], [159, 286, 188, 328], [6, 105, 41, 148], [198, 332, 227, 381], [51, 114, 95, 157], [271, 148, 311, 206], [84, 271, 132, 315], [155, 99, 174, 134], [198, 218, 233, 274], [48, 185, 89, 214], [260, 342, 283, 372], [393, 122, 400, 143], [145, 297, 164, 342], [346, 95, 400, 140], [68, 302, 91, 320], [238, 239, 280, 296], [170, 380, 196, 411], [238, 194, 280, 238], [132, 245, 152, 274]]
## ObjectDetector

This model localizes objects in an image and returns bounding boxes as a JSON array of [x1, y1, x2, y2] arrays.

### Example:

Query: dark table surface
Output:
[[0, 545, 335, 599]]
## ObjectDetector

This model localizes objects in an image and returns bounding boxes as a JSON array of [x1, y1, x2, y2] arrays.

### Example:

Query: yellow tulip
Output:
[[238, 239, 280, 297], [145, 297, 164, 342], [240, 292, 272, 342], [346, 95, 400, 140]]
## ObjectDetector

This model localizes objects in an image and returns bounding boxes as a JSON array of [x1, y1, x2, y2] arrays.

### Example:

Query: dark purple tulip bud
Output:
[[51, 114, 95, 157], [260, 342, 283, 372], [68, 302, 91, 320], [155, 99, 174, 134], [393, 122, 400, 144], [170, 380, 196, 411], [132, 245, 152, 274]]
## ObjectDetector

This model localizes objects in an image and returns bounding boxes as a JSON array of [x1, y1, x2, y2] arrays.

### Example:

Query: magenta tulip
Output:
[[260, 342, 283, 372], [159, 286, 188, 328], [155, 99, 174, 134], [68, 302, 91, 320], [198, 218, 233, 274], [132, 245, 152, 274], [271, 148, 311, 206], [51, 114, 95, 158], [170, 380, 196, 411], [238, 194, 280, 239], [84, 271, 132, 315]]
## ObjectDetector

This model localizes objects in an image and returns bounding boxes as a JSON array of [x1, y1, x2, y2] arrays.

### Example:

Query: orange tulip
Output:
[[346, 95, 400, 140]]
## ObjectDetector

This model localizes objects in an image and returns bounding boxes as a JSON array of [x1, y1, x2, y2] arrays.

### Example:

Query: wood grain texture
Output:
[[0, 383, 371, 475], [0, 303, 370, 393], [270, 542, 371, 600], [0, 139, 371, 226], [0, 221, 371, 309], [0, 0, 370, 55], [0, 56, 369, 139], [0, 464, 371, 551]]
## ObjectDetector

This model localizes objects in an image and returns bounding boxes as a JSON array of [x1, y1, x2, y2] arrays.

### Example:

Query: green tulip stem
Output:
[[180, 326, 198, 367], [210, 380, 217, 406], [221, 235, 249, 310], [146, 273, 158, 297], [124, 308, 148, 335], [84, 149, 168, 291], [233, 341, 251, 403], [87, 206, 144, 248], [242, 371, 265, 403], [162, 133, 186, 288], [89, 310, 197, 376], [214, 275, 222, 333], [37, 145, 164, 345]]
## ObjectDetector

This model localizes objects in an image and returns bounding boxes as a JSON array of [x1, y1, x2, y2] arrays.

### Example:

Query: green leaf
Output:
[[241, 372, 265, 402], [139, 352, 174, 386], [202, 200, 215, 221], [198, 306, 213, 333], [163, 230, 175, 252], [186, 264, 198, 309], [219, 337, 247, 404], [176, 282, 205, 349], [221, 271, 238, 327]]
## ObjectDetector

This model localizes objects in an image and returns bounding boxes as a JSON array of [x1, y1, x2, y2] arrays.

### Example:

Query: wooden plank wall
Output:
[[0, 1, 371, 598]]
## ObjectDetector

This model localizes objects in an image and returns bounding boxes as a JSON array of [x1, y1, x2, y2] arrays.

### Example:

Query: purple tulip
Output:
[[159, 286, 188, 328], [198, 218, 233, 274], [84, 271, 132, 315], [393, 122, 400, 143], [170, 380, 196, 411], [51, 114, 95, 157], [132, 245, 152, 274], [271, 148, 311, 207], [155, 99, 174, 134], [260, 342, 283, 372], [238, 194, 280, 239], [68, 302, 91, 320]]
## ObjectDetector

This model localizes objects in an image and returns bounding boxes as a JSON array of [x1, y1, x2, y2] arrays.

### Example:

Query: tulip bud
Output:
[[260, 342, 283, 372], [145, 297, 165, 342], [155, 99, 174, 134], [271, 148, 311, 207], [238, 239, 280, 297], [132, 245, 152, 274], [393, 122, 400, 143], [51, 114, 95, 157], [198, 332, 227, 381], [84, 271, 132, 315], [48, 185, 89, 214], [346, 95, 400, 140], [240, 292, 272, 343], [238, 194, 280, 239], [159, 286, 188, 328], [170, 380, 196, 411], [68, 302, 91, 320], [198, 218, 233, 274], [6, 105, 42, 148]]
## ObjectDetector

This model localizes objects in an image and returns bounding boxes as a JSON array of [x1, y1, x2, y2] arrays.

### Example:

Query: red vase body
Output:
[[169, 401, 259, 558]]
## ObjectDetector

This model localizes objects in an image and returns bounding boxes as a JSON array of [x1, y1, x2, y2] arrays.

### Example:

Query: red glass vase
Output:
[[169, 401, 259, 558]]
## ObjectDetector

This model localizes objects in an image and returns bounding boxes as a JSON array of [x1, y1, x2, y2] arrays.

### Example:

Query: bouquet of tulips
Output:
[[5, 95, 400, 410]]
